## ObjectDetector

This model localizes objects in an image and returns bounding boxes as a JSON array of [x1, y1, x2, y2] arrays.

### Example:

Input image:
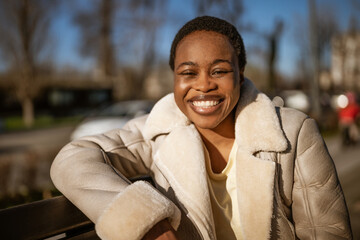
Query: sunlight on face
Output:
[[174, 31, 242, 131]]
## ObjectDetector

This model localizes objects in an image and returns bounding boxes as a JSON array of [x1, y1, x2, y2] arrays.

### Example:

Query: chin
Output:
[[192, 119, 220, 130]]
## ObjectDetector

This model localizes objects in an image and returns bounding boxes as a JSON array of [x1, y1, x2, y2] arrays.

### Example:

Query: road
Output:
[[325, 137, 360, 239], [0, 126, 359, 237], [0, 126, 74, 150], [0, 126, 75, 197]]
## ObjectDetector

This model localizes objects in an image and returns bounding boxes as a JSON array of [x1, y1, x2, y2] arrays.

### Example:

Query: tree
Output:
[[308, 0, 321, 119], [266, 19, 284, 94], [294, 3, 339, 77], [293, 1, 339, 117], [194, 0, 245, 30], [71, 0, 167, 99], [0, 0, 59, 127], [72, 0, 115, 80], [116, 0, 166, 99]]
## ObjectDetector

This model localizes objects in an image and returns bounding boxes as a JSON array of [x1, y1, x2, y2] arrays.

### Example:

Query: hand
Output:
[[142, 219, 178, 240]]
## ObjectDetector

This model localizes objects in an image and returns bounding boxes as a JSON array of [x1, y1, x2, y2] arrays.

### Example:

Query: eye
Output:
[[211, 69, 233, 77], [178, 70, 197, 76]]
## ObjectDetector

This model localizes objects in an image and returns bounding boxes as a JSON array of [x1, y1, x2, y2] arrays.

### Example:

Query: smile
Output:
[[188, 96, 224, 115], [192, 100, 220, 108]]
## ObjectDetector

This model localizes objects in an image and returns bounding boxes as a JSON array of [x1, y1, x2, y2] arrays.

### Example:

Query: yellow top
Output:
[[204, 142, 243, 240]]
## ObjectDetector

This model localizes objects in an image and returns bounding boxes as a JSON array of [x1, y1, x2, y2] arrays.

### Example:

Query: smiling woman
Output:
[[174, 31, 241, 132], [50, 16, 352, 240]]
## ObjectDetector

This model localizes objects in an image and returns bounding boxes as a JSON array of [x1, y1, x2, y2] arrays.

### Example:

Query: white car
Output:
[[70, 100, 155, 140]]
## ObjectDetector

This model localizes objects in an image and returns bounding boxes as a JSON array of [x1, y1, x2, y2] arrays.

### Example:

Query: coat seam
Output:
[[294, 164, 316, 239], [105, 138, 147, 152], [294, 118, 316, 240]]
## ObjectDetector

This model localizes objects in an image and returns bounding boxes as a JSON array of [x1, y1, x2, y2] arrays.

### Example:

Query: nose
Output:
[[193, 72, 217, 92]]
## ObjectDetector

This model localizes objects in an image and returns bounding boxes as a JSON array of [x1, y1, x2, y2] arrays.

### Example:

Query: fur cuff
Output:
[[95, 181, 181, 240]]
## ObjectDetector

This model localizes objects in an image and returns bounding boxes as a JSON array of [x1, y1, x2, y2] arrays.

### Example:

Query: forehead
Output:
[[175, 31, 235, 64], [181, 30, 227, 41]]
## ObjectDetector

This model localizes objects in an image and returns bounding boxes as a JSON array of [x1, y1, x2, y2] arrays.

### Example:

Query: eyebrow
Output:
[[176, 61, 197, 71], [212, 59, 232, 65], [175, 59, 232, 71]]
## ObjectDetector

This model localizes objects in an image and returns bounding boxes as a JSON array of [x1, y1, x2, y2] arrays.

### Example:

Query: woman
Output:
[[51, 16, 352, 240]]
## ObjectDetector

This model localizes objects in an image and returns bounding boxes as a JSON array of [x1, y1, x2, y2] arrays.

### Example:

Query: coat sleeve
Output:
[[292, 118, 352, 239], [50, 117, 181, 240]]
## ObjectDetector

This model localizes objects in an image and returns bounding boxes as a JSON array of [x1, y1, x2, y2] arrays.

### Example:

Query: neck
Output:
[[196, 110, 236, 141], [196, 111, 236, 173]]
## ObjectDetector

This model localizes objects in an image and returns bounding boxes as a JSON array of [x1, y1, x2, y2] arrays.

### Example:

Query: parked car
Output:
[[280, 90, 310, 113], [70, 100, 155, 140]]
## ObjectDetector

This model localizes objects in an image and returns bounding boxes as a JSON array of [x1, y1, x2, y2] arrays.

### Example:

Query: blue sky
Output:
[[239, 0, 354, 76], [52, 0, 357, 77]]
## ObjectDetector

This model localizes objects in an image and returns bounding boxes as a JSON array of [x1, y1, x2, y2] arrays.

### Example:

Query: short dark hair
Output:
[[169, 16, 246, 71]]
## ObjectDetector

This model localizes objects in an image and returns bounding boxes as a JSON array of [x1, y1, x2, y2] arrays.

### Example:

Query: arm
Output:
[[50, 117, 180, 240], [142, 219, 178, 240], [292, 118, 352, 239]]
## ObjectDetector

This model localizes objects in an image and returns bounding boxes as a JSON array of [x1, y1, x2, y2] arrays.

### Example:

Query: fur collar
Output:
[[143, 79, 288, 154]]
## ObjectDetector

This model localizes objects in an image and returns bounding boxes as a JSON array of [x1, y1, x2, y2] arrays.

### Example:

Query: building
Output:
[[331, 32, 360, 92]]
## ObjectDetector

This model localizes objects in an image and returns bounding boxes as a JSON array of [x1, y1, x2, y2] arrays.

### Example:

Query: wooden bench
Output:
[[0, 176, 154, 239], [0, 195, 99, 240]]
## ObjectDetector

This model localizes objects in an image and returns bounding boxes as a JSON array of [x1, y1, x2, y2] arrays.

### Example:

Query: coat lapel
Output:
[[143, 94, 216, 238], [153, 125, 216, 239], [235, 148, 276, 240], [235, 79, 288, 153], [233, 79, 287, 239]]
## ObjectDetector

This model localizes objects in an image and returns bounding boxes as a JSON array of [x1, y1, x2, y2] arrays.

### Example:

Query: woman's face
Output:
[[174, 30, 243, 130]]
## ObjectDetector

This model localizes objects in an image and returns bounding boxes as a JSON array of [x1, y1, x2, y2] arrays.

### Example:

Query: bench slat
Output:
[[0, 196, 98, 239], [0, 176, 154, 239]]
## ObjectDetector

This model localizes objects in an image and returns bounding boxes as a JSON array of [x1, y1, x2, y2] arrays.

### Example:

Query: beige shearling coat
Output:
[[50, 79, 352, 240]]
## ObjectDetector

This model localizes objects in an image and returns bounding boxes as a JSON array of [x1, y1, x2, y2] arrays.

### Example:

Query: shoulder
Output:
[[277, 107, 309, 130], [277, 106, 326, 155], [271, 95, 309, 127], [123, 114, 149, 132], [276, 106, 317, 146]]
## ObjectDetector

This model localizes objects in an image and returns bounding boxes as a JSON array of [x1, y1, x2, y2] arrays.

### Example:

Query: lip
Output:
[[187, 95, 224, 115]]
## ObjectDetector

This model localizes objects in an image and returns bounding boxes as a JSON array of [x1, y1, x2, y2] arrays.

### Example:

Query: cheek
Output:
[[223, 78, 240, 95], [224, 80, 241, 106], [174, 79, 187, 110], [174, 78, 191, 99]]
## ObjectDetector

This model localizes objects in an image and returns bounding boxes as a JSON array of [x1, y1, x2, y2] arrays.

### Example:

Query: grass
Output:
[[2, 115, 83, 132]]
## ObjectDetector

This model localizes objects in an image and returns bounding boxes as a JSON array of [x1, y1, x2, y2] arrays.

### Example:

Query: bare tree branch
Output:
[[0, 0, 59, 127]]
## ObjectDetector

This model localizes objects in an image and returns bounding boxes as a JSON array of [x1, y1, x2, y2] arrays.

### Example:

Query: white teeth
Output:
[[192, 100, 219, 107]]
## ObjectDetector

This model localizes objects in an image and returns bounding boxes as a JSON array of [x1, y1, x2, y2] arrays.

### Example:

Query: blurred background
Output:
[[0, 0, 359, 237]]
